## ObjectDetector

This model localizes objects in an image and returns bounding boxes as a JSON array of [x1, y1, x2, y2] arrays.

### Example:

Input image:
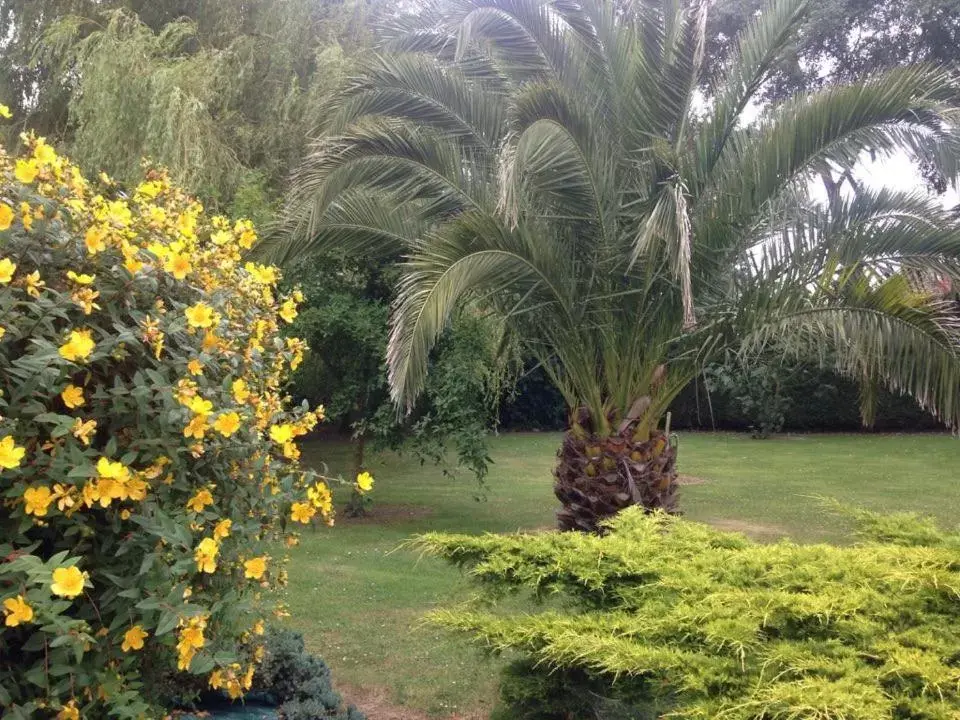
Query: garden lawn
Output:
[[286, 432, 960, 718]]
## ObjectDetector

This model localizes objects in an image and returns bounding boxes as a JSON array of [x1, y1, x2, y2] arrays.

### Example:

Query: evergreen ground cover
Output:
[[288, 432, 960, 718]]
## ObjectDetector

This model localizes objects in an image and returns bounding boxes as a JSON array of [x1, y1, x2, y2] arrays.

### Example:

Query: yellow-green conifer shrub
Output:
[[417, 508, 960, 719], [0, 132, 340, 718]]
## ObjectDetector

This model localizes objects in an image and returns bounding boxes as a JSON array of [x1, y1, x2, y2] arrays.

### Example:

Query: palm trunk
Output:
[[553, 423, 678, 533]]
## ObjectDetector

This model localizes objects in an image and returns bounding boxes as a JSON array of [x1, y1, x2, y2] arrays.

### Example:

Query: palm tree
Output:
[[270, 0, 960, 532]]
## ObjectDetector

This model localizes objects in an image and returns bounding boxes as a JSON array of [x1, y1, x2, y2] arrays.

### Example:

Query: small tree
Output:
[[286, 254, 516, 501]]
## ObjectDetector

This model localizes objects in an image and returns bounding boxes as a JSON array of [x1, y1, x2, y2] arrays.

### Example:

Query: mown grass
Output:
[[285, 432, 960, 718]]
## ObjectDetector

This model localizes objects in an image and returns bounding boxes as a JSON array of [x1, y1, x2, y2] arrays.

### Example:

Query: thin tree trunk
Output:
[[353, 432, 366, 479]]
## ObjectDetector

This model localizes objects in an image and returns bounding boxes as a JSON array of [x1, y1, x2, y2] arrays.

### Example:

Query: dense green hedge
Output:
[[416, 507, 960, 719], [499, 365, 942, 432]]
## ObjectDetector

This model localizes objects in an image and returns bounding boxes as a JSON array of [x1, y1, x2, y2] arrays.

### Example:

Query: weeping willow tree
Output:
[[273, 0, 960, 532], [16, 0, 367, 208]]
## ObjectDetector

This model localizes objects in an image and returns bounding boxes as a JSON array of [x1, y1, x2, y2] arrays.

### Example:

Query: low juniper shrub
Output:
[[253, 628, 365, 720], [416, 506, 960, 719]]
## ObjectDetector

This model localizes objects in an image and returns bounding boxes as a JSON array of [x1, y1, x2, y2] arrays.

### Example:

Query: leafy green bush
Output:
[[286, 252, 516, 489], [416, 508, 960, 719], [0, 134, 337, 717], [705, 357, 793, 438]]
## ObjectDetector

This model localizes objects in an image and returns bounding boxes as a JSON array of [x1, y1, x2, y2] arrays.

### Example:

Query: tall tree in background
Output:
[[708, 0, 960, 100], [708, 0, 960, 199], [2, 0, 376, 211], [275, 0, 960, 532]]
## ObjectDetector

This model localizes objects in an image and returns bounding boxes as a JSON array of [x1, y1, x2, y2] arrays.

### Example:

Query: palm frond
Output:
[[333, 53, 508, 149], [388, 215, 574, 407], [701, 65, 959, 228], [696, 0, 809, 176], [257, 188, 426, 265]]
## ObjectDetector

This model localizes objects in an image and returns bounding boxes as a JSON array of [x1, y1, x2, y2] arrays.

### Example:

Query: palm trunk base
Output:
[[553, 429, 678, 533]]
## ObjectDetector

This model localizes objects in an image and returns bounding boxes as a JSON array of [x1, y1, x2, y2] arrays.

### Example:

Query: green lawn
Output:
[[286, 432, 960, 718]]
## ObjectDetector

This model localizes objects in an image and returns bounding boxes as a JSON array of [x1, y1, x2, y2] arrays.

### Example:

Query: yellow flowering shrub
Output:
[[0, 133, 337, 717]]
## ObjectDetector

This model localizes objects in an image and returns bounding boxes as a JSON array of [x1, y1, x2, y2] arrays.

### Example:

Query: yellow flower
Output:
[[356, 471, 374, 494], [307, 482, 333, 515], [59, 329, 96, 362], [202, 330, 221, 352], [71, 418, 97, 445], [51, 566, 86, 598], [282, 441, 300, 460], [136, 180, 163, 199], [176, 210, 199, 240], [211, 229, 232, 245], [209, 669, 225, 689], [121, 625, 148, 652], [0, 436, 26, 469], [0, 203, 13, 230], [84, 225, 108, 254], [23, 270, 45, 297], [14, 158, 39, 184], [279, 298, 298, 324], [97, 456, 130, 481], [34, 139, 57, 165], [57, 700, 80, 720], [180, 617, 206, 649], [0, 257, 16, 283], [185, 302, 216, 329], [213, 518, 232, 540], [23, 486, 53, 516], [213, 412, 241, 437], [184, 414, 208, 439], [3, 595, 34, 626], [186, 488, 214, 513], [178, 645, 197, 671], [269, 424, 294, 444], [127, 475, 148, 501], [0, 104, 11, 119], [177, 616, 206, 670], [235, 221, 257, 249], [52, 483, 77, 512], [252, 619, 265, 635], [290, 501, 316, 524], [102, 199, 132, 227], [243, 556, 268, 580], [61, 384, 85, 409], [188, 396, 213, 415], [194, 537, 219, 573], [187, 358, 204, 376], [244, 262, 278, 285], [232, 378, 250, 404], [20, 202, 33, 231], [164, 252, 192, 280], [72, 287, 101, 315], [66, 270, 95, 285]]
